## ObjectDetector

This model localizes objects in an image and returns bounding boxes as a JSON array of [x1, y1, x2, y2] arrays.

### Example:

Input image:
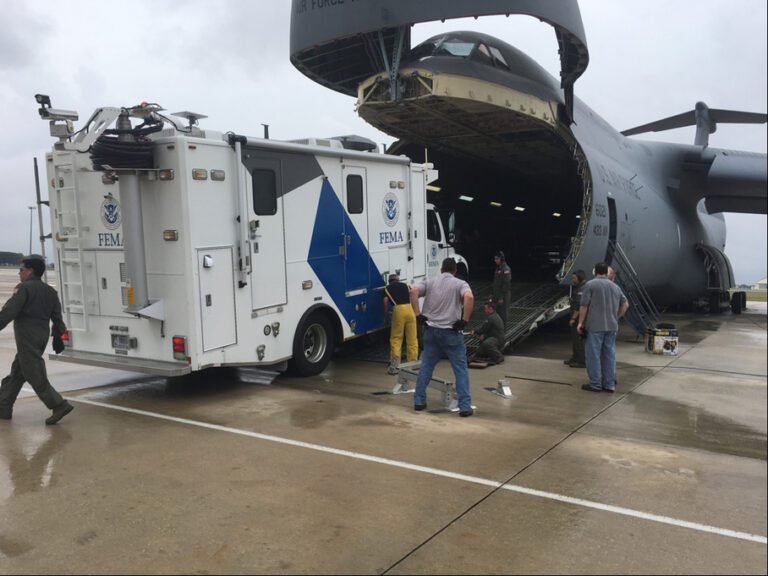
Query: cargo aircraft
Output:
[[290, 0, 767, 327]]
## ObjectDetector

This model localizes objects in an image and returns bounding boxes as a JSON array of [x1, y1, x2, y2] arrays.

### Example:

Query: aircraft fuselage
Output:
[[356, 31, 734, 306]]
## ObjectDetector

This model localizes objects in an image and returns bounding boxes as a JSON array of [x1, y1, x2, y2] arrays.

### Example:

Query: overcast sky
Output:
[[1, 0, 766, 283]]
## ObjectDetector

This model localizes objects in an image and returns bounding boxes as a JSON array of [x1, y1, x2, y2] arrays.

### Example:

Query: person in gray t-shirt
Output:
[[410, 258, 474, 416], [577, 262, 629, 393]]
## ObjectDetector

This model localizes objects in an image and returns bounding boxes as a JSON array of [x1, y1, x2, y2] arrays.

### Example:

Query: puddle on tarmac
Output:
[[600, 394, 767, 460]]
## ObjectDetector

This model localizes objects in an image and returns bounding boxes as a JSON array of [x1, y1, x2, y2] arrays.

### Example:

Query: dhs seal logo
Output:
[[101, 197, 121, 230], [382, 193, 399, 228]]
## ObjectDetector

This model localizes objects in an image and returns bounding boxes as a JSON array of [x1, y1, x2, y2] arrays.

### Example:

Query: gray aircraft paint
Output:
[[289, 1, 767, 307]]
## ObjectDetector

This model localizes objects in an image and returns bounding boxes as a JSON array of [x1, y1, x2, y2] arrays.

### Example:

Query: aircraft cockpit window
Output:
[[488, 46, 510, 70], [435, 41, 475, 57], [409, 41, 437, 61], [472, 43, 494, 65]]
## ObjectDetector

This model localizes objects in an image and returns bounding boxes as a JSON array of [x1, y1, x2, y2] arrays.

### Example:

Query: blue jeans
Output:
[[415, 326, 471, 411], [585, 330, 617, 390]]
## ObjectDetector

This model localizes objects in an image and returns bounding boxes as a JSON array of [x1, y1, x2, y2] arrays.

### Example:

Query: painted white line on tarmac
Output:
[[70, 397, 767, 545]]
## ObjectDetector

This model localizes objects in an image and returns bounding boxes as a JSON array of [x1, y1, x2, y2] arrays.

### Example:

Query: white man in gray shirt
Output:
[[577, 261, 629, 393], [410, 258, 475, 416]]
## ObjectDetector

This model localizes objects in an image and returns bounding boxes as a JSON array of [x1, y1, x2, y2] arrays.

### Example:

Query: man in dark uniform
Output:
[[492, 251, 511, 325], [470, 301, 505, 365], [0, 255, 73, 424], [564, 269, 587, 368]]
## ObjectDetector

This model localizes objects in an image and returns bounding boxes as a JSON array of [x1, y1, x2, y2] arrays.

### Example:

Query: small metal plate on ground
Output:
[[488, 379, 516, 399]]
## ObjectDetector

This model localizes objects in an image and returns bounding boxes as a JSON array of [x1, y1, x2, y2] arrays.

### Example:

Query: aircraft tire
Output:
[[288, 312, 334, 376]]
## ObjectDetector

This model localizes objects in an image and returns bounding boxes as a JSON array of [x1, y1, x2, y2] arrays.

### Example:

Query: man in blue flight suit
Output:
[[0, 255, 73, 424]]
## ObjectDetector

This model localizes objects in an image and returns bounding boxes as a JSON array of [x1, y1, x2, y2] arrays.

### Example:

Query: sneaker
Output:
[[563, 359, 574, 365], [602, 388, 615, 393], [580, 384, 602, 393], [414, 404, 427, 411], [45, 402, 74, 425], [568, 362, 586, 368], [459, 409, 474, 417]]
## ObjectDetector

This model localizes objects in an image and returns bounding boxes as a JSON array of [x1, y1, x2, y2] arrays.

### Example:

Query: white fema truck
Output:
[[36, 96, 463, 377]]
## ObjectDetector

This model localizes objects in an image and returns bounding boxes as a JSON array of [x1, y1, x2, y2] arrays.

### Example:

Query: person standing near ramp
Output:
[[410, 258, 474, 417], [577, 262, 629, 393], [383, 274, 418, 374], [565, 269, 587, 368], [492, 251, 511, 325], [0, 255, 73, 424]]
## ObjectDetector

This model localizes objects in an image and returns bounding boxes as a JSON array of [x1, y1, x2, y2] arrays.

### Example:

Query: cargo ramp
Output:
[[465, 282, 570, 353]]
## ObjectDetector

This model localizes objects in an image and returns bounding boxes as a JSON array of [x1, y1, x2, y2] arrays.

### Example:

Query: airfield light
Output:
[[514, 206, 525, 212], [490, 201, 502, 208], [552, 212, 562, 218], [459, 195, 474, 202]]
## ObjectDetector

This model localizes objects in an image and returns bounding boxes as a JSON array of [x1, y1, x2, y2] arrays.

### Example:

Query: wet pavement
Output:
[[0, 268, 766, 574]]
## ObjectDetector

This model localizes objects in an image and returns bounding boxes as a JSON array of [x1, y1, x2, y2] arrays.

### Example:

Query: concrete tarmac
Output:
[[0, 268, 766, 574]]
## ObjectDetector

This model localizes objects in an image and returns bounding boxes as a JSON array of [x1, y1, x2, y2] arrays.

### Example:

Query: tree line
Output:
[[0, 252, 24, 265]]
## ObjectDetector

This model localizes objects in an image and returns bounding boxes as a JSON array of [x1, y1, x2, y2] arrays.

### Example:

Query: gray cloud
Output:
[[2, 0, 766, 284], [0, 3, 52, 71]]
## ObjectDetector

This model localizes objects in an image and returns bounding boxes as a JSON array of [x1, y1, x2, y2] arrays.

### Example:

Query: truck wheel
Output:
[[288, 313, 334, 376]]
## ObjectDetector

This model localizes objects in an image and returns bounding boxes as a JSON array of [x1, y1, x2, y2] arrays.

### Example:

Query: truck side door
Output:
[[342, 166, 370, 291], [246, 158, 288, 310]]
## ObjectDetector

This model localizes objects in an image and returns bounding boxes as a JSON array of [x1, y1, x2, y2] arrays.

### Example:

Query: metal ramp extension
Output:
[[607, 240, 660, 336], [465, 282, 569, 352], [392, 360, 460, 412]]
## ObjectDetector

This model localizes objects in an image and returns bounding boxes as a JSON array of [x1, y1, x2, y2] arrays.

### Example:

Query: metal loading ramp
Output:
[[339, 281, 569, 364], [465, 282, 570, 352]]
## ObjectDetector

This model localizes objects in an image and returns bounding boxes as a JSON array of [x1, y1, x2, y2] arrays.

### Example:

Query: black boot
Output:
[[45, 401, 74, 425]]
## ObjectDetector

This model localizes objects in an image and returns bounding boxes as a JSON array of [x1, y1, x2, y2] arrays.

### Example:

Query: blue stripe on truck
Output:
[[307, 179, 385, 335]]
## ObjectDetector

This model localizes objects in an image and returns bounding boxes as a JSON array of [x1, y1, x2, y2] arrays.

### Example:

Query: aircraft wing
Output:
[[622, 109, 767, 136], [622, 102, 767, 147], [621, 111, 697, 136]]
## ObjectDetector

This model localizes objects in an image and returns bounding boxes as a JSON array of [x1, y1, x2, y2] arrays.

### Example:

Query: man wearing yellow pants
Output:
[[383, 274, 419, 374]]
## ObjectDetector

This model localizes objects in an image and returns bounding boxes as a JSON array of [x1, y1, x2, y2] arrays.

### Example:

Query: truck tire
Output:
[[288, 312, 334, 376]]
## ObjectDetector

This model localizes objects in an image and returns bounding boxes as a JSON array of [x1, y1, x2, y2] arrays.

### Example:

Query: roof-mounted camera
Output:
[[35, 94, 79, 140]]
